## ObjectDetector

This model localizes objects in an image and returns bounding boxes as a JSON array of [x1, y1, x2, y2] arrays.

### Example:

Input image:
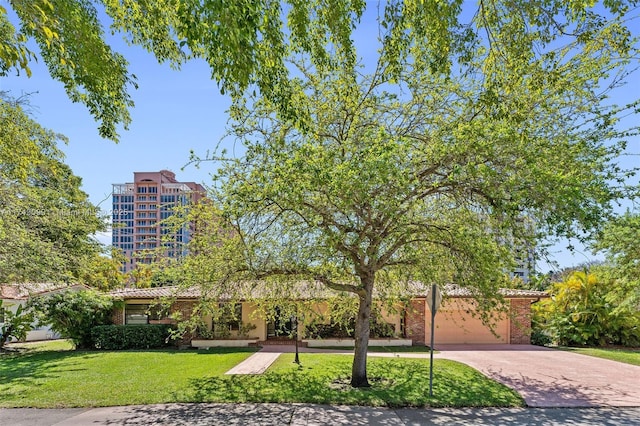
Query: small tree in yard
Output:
[[29, 289, 113, 349], [0, 300, 34, 350]]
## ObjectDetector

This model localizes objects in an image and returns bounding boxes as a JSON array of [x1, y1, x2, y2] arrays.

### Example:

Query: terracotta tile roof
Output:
[[0, 283, 86, 300], [404, 282, 548, 298], [498, 288, 549, 298], [109, 287, 201, 299], [108, 282, 547, 300], [437, 284, 547, 298]]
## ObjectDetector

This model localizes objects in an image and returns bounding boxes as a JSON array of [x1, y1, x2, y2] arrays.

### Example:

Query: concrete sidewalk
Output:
[[2, 404, 640, 425], [224, 352, 282, 374]]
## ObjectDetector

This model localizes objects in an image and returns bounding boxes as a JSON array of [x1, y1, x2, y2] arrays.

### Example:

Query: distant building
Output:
[[511, 246, 535, 284], [112, 170, 206, 273]]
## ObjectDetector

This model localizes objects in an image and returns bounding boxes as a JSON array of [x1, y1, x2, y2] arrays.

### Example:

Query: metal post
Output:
[[294, 315, 300, 364], [429, 284, 436, 397]]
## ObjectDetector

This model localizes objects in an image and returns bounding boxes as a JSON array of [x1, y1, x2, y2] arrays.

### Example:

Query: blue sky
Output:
[[1, 5, 638, 273]]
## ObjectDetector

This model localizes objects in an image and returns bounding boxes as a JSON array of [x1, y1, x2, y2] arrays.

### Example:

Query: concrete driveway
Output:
[[435, 345, 640, 407]]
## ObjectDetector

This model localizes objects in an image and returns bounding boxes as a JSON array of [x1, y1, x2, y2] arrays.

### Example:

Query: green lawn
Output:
[[0, 346, 523, 408], [0, 347, 257, 408], [187, 354, 522, 407], [562, 347, 640, 366], [4, 339, 75, 353]]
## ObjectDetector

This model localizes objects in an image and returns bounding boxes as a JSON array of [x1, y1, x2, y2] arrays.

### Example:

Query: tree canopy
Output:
[[593, 212, 640, 280], [2, 1, 638, 140], [1, 0, 135, 141], [0, 94, 107, 283]]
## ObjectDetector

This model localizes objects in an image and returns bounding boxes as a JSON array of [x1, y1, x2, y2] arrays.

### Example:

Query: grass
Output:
[[561, 346, 640, 366], [0, 345, 257, 408], [188, 354, 522, 408], [3, 339, 75, 353], [0, 342, 522, 408]]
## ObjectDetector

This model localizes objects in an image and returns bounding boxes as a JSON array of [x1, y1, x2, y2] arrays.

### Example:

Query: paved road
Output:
[[435, 345, 640, 407], [2, 404, 640, 426]]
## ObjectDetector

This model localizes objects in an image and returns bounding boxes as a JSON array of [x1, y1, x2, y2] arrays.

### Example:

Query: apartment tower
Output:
[[112, 170, 205, 272]]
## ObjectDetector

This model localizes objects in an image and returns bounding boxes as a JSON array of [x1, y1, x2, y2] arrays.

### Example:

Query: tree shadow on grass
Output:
[[184, 356, 523, 408], [0, 351, 100, 402], [0, 351, 100, 384]]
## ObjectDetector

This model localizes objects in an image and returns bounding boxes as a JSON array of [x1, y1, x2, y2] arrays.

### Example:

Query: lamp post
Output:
[[292, 315, 300, 364], [425, 284, 441, 397]]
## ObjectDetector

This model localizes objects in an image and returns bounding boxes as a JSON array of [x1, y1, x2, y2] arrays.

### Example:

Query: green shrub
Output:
[[92, 324, 174, 350], [530, 327, 552, 346], [305, 315, 396, 339], [534, 270, 640, 347], [0, 301, 34, 349], [28, 289, 113, 349]]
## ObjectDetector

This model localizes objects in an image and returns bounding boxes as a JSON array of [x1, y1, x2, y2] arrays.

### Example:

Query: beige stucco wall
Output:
[[424, 298, 510, 344], [200, 302, 266, 340], [295, 301, 403, 334], [242, 302, 267, 340], [380, 305, 403, 336]]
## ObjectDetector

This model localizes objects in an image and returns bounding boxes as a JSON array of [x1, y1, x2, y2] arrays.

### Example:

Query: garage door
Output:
[[424, 300, 509, 344]]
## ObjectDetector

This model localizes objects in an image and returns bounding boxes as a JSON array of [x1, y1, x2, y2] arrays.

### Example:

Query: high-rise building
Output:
[[112, 170, 206, 272], [511, 246, 535, 283]]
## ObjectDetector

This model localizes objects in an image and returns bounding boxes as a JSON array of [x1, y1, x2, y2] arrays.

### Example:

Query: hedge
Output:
[[92, 325, 174, 350]]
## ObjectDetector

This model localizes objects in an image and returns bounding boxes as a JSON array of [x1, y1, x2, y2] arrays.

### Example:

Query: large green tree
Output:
[[594, 212, 640, 281], [0, 95, 106, 283], [590, 212, 640, 321], [188, 1, 639, 385], [1, 0, 135, 140]]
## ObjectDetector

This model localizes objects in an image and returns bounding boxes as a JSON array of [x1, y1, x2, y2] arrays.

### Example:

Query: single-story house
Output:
[[109, 284, 547, 347], [0, 283, 86, 342]]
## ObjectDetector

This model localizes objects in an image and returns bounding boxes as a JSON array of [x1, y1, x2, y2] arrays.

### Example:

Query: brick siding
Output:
[[170, 300, 196, 345], [510, 298, 532, 344], [405, 298, 426, 345], [112, 307, 124, 325]]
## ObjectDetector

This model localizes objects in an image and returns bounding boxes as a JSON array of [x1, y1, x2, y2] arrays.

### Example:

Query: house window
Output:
[[214, 303, 242, 332], [0, 306, 5, 323], [124, 304, 161, 325]]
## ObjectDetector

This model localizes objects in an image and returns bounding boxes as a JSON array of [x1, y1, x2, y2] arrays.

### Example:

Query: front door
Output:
[[267, 307, 294, 339]]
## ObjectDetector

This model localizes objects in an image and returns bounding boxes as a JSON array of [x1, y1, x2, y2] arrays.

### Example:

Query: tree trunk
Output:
[[351, 275, 374, 387]]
